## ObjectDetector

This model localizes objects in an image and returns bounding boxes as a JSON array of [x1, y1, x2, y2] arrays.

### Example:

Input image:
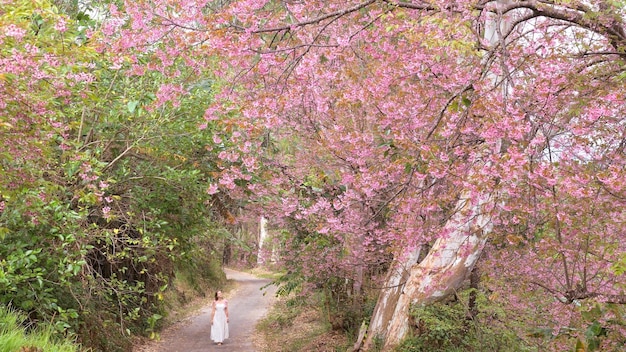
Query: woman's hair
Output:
[[214, 291, 220, 301]]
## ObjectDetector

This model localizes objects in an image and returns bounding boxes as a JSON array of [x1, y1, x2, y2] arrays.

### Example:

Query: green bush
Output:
[[396, 289, 535, 352]]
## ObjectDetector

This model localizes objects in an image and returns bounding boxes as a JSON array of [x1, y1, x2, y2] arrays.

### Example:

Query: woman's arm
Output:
[[225, 301, 229, 323]]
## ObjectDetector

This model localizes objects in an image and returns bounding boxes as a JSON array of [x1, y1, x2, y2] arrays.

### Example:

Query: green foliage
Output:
[[518, 300, 626, 351], [611, 254, 626, 276], [0, 184, 88, 334], [272, 271, 305, 297], [321, 278, 376, 335], [171, 237, 227, 300], [68, 61, 230, 348], [258, 297, 305, 331], [0, 0, 236, 350], [397, 289, 535, 352], [564, 303, 626, 352], [0, 305, 79, 352]]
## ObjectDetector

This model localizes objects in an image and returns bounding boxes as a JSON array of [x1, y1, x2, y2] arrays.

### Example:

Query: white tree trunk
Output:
[[382, 193, 493, 349], [361, 247, 422, 351], [257, 216, 268, 266], [358, 191, 493, 351]]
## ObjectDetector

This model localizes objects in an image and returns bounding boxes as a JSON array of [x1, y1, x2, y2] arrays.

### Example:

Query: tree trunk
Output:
[[383, 193, 493, 350], [361, 247, 422, 351], [257, 216, 268, 266], [359, 191, 493, 351], [468, 264, 481, 320]]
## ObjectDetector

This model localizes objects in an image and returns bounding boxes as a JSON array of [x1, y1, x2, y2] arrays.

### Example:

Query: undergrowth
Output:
[[396, 289, 535, 352], [256, 293, 350, 352], [0, 306, 79, 352]]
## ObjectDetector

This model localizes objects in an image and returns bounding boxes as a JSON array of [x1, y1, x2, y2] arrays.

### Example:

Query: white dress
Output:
[[210, 300, 229, 343]]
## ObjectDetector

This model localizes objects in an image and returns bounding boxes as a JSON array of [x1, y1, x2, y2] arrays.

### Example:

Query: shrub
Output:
[[396, 289, 535, 352]]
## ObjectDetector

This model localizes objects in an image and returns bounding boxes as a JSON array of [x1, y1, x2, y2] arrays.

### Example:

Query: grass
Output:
[[0, 306, 79, 352], [245, 266, 285, 281], [255, 294, 349, 352]]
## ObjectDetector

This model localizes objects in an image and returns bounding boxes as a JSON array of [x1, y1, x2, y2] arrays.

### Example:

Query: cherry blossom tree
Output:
[[98, 0, 626, 349]]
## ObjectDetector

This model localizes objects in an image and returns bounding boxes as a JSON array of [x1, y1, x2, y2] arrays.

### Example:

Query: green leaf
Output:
[[585, 321, 602, 338], [127, 100, 139, 114], [72, 263, 81, 275], [0, 227, 9, 240], [21, 299, 34, 310], [581, 305, 602, 321]]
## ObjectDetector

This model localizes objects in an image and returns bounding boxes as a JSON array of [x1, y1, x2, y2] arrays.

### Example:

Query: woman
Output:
[[210, 290, 229, 345]]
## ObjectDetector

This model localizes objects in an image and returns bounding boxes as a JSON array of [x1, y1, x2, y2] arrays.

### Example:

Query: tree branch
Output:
[[251, 0, 378, 34], [492, 0, 626, 53]]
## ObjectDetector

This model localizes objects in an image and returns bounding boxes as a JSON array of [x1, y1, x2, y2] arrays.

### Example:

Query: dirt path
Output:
[[153, 268, 276, 352]]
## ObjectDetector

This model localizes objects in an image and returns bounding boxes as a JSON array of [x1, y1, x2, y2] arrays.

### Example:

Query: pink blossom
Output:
[[242, 156, 256, 170], [218, 173, 236, 189], [54, 17, 68, 33], [4, 24, 26, 39], [207, 183, 219, 194], [203, 107, 219, 121]]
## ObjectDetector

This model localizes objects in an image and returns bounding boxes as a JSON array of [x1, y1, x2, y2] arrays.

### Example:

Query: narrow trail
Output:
[[154, 268, 276, 352]]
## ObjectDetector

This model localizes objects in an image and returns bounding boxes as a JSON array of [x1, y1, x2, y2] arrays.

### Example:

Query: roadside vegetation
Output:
[[256, 293, 350, 352], [257, 273, 625, 352], [1, 1, 242, 350], [0, 306, 78, 352]]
